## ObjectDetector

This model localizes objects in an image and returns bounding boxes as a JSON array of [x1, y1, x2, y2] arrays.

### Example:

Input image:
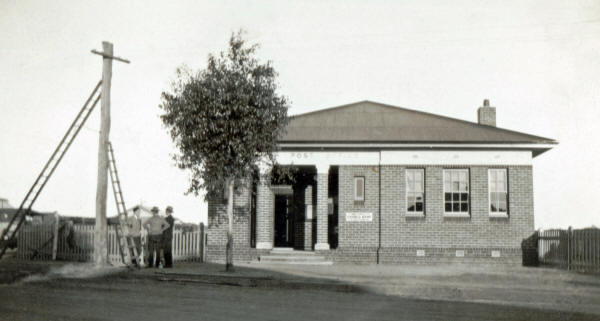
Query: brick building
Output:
[[207, 100, 556, 264]]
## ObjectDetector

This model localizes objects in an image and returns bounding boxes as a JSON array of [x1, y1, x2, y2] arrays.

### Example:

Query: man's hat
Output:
[[151, 206, 159, 213], [166, 206, 173, 213]]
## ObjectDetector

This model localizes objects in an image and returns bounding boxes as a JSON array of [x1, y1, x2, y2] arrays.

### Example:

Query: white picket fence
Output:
[[16, 221, 56, 260], [17, 219, 206, 264]]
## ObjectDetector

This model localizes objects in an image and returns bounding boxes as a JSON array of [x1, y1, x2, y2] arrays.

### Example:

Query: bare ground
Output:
[[1, 275, 598, 321], [1, 258, 599, 320]]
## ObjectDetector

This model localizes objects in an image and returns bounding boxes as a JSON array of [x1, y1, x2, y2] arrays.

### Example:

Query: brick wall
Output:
[[334, 164, 533, 263], [316, 173, 329, 246], [207, 164, 534, 264], [206, 179, 257, 262], [256, 174, 274, 246], [337, 166, 380, 252]]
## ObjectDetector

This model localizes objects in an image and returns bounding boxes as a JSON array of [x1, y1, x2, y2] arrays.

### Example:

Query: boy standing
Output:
[[143, 206, 169, 268], [163, 206, 175, 268], [127, 206, 142, 264]]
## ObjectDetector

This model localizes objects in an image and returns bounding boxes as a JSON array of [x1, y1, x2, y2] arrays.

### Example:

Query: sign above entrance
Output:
[[345, 212, 373, 222], [274, 151, 380, 167]]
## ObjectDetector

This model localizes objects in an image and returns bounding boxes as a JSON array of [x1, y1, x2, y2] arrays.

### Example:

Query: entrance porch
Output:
[[254, 165, 338, 252]]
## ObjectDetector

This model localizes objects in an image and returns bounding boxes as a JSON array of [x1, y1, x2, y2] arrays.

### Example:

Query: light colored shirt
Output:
[[127, 216, 141, 237], [143, 216, 169, 236]]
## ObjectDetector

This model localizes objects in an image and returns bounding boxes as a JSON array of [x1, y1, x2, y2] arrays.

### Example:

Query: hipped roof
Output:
[[280, 101, 556, 145]]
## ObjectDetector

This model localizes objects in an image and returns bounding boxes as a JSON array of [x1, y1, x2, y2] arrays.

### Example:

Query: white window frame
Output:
[[354, 176, 365, 201], [443, 169, 470, 217], [488, 168, 508, 217], [405, 169, 425, 217]]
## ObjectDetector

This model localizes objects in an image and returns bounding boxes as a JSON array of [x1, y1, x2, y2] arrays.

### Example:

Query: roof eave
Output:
[[277, 142, 557, 156]]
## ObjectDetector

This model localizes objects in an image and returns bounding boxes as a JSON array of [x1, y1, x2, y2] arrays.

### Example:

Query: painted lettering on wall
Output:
[[290, 152, 312, 159]]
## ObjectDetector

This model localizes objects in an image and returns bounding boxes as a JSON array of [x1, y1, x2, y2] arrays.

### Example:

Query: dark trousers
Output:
[[163, 237, 173, 268], [147, 235, 162, 267]]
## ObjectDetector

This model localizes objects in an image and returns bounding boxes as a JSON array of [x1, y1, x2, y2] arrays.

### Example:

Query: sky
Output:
[[1, 0, 599, 228]]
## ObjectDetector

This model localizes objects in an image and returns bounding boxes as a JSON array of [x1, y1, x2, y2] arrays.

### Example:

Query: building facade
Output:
[[206, 100, 556, 264]]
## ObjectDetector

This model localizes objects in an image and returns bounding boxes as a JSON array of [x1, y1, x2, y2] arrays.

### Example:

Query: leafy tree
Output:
[[160, 31, 289, 271]]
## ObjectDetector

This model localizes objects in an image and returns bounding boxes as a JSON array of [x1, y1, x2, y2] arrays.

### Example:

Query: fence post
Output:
[[172, 228, 176, 262], [52, 214, 60, 260], [567, 226, 572, 270], [535, 230, 539, 266], [199, 223, 204, 262], [195, 222, 202, 262]]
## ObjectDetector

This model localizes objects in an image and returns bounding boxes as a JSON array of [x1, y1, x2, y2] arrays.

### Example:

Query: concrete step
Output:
[[261, 255, 326, 262], [257, 250, 333, 265], [268, 250, 316, 256], [270, 247, 294, 252]]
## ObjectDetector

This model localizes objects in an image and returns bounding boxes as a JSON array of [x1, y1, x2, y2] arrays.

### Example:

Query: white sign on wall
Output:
[[345, 212, 373, 222]]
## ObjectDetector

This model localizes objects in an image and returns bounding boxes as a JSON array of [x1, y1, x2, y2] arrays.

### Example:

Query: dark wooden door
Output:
[[274, 195, 293, 247]]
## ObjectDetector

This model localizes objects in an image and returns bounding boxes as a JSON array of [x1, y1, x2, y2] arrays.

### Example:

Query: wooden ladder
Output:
[[0, 81, 102, 260], [107, 142, 140, 267]]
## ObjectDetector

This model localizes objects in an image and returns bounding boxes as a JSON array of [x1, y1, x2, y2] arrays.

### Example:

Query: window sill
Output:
[[443, 212, 470, 218], [489, 213, 509, 218], [405, 212, 425, 218], [353, 200, 365, 207]]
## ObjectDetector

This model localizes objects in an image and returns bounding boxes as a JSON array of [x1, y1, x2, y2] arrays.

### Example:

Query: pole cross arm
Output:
[[91, 49, 131, 64]]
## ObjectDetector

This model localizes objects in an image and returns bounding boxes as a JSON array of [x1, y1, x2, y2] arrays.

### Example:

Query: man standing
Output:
[[127, 206, 142, 265], [143, 206, 169, 268], [163, 206, 175, 268]]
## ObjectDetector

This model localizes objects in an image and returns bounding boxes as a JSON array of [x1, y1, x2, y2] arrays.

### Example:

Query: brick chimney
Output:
[[477, 99, 496, 127]]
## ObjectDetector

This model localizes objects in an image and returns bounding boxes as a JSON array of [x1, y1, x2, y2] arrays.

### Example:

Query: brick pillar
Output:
[[304, 185, 313, 250], [256, 166, 273, 249], [315, 164, 330, 250]]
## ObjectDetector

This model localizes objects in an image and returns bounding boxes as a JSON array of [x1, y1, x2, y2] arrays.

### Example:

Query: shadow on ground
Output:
[[1, 257, 600, 320], [130, 261, 364, 293]]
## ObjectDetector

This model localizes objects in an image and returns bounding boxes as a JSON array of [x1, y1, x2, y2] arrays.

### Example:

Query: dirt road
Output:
[[0, 275, 597, 321]]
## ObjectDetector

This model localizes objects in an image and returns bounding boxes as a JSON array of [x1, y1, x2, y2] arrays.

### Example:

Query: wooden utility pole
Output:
[[91, 41, 129, 266]]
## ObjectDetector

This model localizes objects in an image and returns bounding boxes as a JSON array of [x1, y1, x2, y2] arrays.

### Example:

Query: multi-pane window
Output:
[[444, 169, 469, 214], [354, 176, 365, 201], [489, 169, 508, 214], [406, 169, 424, 214]]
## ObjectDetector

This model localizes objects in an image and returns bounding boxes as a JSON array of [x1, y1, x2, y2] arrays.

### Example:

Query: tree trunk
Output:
[[225, 178, 234, 272]]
